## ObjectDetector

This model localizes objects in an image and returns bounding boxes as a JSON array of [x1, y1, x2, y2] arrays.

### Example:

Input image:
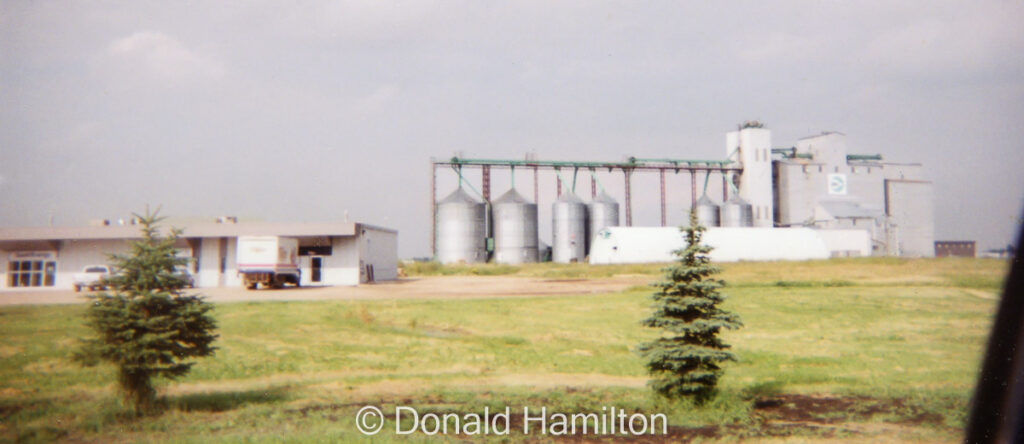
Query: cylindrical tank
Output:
[[552, 192, 588, 263], [719, 194, 754, 227], [587, 191, 619, 253], [695, 194, 721, 227], [435, 188, 487, 264], [493, 189, 539, 264]]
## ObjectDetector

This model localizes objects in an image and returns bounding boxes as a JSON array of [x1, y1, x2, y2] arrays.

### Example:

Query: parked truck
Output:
[[73, 264, 116, 292], [236, 236, 301, 289]]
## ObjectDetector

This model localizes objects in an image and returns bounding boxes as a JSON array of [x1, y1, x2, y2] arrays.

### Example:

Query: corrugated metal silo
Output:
[[719, 194, 754, 227], [695, 194, 721, 227], [493, 189, 539, 264], [552, 192, 588, 263], [435, 188, 487, 264], [587, 191, 619, 252]]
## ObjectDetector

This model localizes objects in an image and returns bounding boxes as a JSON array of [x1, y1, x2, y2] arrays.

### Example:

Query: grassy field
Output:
[[0, 258, 1008, 443]]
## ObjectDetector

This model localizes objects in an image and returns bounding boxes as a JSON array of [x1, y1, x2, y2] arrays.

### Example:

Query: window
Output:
[[299, 246, 333, 256], [7, 260, 56, 288]]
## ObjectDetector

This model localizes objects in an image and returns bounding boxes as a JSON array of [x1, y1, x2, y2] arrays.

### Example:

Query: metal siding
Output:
[[885, 180, 935, 257], [695, 195, 720, 227], [551, 193, 587, 263], [493, 189, 539, 264], [435, 188, 487, 264]]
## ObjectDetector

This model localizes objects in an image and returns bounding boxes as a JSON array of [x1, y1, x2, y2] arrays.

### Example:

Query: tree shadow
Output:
[[166, 386, 290, 412]]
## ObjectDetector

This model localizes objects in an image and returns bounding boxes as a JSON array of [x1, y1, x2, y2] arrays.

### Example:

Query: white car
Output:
[[175, 267, 196, 288], [73, 265, 115, 292]]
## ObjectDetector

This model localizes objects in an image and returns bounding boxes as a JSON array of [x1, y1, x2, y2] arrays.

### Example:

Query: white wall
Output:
[[816, 229, 872, 257], [195, 238, 224, 288], [886, 180, 935, 257], [60, 240, 132, 289], [588, 227, 831, 264], [357, 227, 397, 282], [313, 236, 359, 286], [224, 237, 240, 287]]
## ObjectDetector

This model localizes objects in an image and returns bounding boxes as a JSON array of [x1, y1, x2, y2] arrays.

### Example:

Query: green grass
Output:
[[1, 258, 1008, 442], [404, 257, 1010, 290]]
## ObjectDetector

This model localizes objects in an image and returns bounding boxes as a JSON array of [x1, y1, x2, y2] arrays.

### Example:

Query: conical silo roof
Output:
[[494, 188, 530, 204], [438, 187, 481, 205], [591, 191, 617, 204], [726, 193, 749, 205], [556, 192, 583, 203], [697, 194, 718, 206]]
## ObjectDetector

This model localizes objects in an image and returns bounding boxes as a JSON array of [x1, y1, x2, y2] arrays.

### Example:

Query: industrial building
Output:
[[770, 130, 933, 256], [1, 219, 397, 290], [430, 122, 934, 264]]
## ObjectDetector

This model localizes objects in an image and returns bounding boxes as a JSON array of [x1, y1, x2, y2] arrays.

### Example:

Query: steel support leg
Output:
[[691, 170, 697, 210], [482, 165, 491, 202], [722, 171, 729, 201], [430, 161, 436, 258], [660, 169, 666, 226], [624, 169, 633, 227]]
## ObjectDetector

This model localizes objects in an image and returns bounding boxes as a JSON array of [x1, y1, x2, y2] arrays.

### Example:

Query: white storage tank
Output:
[[493, 189, 539, 264], [587, 191, 619, 253], [552, 192, 587, 263], [435, 188, 487, 264]]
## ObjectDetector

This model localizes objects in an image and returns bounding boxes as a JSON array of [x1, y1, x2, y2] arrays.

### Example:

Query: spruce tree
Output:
[[639, 210, 742, 404], [75, 209, 217, 415]]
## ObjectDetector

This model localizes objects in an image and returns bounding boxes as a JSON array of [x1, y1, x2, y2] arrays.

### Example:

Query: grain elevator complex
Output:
[[431, 122, 934, 264]]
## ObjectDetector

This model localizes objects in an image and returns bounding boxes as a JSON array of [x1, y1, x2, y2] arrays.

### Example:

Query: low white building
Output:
[[0, 220, 397, 290], [588, 226, 871, 264]]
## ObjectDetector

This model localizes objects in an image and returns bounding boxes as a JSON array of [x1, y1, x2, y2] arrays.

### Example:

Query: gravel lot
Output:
[[0, 275, 652, 306]]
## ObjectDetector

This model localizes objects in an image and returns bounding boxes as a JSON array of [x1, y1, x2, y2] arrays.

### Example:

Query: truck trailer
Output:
[[236, 236, 301, 289]]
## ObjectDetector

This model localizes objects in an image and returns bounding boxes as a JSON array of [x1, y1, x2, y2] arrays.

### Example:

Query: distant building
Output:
[[597, 125, 937, 265], [766, 131, 934, 257], [1, 220, 397, 290], [934, 241, 976, 258]]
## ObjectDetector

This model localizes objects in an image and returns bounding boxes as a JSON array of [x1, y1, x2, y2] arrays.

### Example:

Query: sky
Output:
[[2, 1, 1023, 258]]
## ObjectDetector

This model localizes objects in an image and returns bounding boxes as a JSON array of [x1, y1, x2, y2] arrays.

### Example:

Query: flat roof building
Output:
[[1, 220, 397, 291]]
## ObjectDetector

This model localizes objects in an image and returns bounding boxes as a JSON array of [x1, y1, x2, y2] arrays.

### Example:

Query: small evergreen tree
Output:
[[75, 209, 217, 415], [638, 210, 742, 404]]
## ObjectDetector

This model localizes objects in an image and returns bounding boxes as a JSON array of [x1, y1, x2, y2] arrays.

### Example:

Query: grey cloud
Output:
[[1, 1, 1022, 256]]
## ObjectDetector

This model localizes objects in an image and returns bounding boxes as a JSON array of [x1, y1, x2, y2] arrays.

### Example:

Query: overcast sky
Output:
[[2, 1, 1023, 257]]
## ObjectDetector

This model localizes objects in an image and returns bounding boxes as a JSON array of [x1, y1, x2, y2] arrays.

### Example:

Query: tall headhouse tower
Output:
[[726, 121, 774, 228]]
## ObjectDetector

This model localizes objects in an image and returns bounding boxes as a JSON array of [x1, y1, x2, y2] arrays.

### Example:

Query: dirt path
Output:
[[961, 288, 998, 300], [0, 275, 653, 306]]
